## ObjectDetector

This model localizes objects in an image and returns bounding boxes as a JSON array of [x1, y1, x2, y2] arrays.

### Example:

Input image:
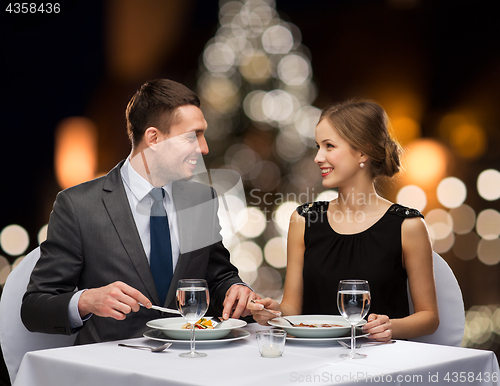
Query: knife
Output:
[[139, 303, 181, 315]]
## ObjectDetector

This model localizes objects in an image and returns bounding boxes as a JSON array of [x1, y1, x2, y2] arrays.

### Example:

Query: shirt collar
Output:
[[121, 157, 173, 202]]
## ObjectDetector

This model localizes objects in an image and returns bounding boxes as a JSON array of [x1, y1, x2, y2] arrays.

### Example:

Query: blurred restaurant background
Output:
[[1, 0, 499, 359]]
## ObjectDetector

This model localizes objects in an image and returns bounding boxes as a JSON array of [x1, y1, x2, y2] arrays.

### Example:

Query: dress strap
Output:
[[296, 201, 330, 217], [388, 203, 424, 219]]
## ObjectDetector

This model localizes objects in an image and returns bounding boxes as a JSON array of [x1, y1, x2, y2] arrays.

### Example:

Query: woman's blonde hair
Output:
[[319, 99, 402, 179]]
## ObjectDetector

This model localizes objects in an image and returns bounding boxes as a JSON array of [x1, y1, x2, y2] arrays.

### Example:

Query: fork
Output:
[[279, 316, 296, 326], [338, 340, 395, 349], [250, 300, 282, 318]]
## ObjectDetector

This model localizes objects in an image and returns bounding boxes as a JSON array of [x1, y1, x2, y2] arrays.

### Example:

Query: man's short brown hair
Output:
[[126, 79, 200, 147]]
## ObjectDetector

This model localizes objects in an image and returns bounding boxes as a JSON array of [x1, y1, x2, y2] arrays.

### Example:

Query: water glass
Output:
[[177, 279, 209, 358], [337, 280, 371, 359]]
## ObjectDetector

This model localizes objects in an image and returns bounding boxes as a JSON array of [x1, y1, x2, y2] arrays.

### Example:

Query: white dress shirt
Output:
[[68, 158, 181, 328], [119, 158, 181, 268]]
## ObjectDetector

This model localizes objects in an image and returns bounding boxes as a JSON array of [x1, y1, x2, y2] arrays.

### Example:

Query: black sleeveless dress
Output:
[[297, 202, 423, 318]]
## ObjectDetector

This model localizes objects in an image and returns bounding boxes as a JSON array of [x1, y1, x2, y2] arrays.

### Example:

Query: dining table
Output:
[[14, 323, 500, 386]]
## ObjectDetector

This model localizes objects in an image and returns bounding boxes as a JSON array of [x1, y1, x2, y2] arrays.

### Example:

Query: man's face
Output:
[[150, 105, 209, 186]]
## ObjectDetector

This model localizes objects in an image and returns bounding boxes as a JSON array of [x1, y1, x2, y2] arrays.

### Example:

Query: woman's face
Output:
[[314, 119, 364, 189]]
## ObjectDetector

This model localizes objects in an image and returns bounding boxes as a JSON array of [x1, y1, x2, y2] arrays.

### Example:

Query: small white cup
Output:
[[256, 329, 286, 358]]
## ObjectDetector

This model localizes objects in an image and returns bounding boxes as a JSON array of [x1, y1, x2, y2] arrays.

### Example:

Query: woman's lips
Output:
[[321, 167, 332, 177]]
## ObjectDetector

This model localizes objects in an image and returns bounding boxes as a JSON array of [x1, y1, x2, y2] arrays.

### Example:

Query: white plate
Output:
[[146, 317, 247, 340], [268, 315, 366, 338], [286, 331, 369, 341], [144, 328, 250, 344]]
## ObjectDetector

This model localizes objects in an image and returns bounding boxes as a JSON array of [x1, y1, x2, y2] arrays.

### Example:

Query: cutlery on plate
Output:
[[278, 317, 296, 326], [118, 342, 172, 352], [139, 303, 181, 315], [338, 340, 396, 349], [212, 317, 231, 329], [250, 300, 282, 317]]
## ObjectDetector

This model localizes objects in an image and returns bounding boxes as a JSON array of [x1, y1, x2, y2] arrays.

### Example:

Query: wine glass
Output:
[[337, 280, 371, 359], [176, 279, 210, 358]]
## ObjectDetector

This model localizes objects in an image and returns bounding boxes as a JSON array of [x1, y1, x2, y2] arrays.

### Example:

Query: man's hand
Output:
[[221, 285, 259, 320], [78, 281, 152, 320]]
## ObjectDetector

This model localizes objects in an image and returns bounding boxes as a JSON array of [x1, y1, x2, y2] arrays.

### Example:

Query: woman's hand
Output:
[[247, 297, 281, 325], [362, 313, 392, 341]]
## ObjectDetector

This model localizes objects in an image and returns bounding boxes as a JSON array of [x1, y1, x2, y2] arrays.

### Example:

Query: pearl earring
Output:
[[359, 162, 365, 169]]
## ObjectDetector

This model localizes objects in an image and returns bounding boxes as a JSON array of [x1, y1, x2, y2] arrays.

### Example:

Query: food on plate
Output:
[[296, 323, 344, 328], [181, 317, 214, 329]]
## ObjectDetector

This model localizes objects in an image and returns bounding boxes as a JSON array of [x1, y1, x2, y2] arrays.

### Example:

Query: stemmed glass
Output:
[[176, 279, 209, 358], [337, 280, 371, 359]]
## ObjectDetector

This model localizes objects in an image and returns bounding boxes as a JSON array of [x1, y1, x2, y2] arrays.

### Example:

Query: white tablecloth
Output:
[[14, 324, 500, 386]]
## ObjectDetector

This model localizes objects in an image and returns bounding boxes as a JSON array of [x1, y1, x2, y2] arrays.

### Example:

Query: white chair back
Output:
[[0, 247, 77, 384], [408, 251, 465, 346]]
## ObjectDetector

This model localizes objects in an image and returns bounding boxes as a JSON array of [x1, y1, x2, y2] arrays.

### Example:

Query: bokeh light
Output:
[[437, 113, 486, 158], [425, 209, 453, 241], [225, 143, 261, 177], [262, 24, 293, 54], [450, 123, 486, 159], [237, 207, 267, 238], [249, 160, 281, 191], [219, 194, 247, 240], [432, 231, 455, 254], [437, 177, 467, 208], [0, 255, 10, 285], [203, 41, 236, 73], [493, 308, 500, 335], [396, 185, 427, 212], [294, 106, 321, 142], [463, 306, 495, 346], [251, 265, 283, 298], [275, 130, 308, 162], [54, 117, 98, 189], [264, 237, 287, 268], [278, 53, 311, 86], [38, 224, 48, 245], [390, 116, 421, 146], [477, 238, 500, 266], [449, 205, 476, 235], [274, 201, 300, 236], [476, 209, 500, 240], [199, 73, 240, 114], [229, 240, 263, 285], [316, 190, 338, 202], [239, 49, 271, 83], [0, 224, 30, 256], [243, 91, 268, 122], [477, 169, 500, 201], [262, 90, 296, 123], [402, 139, 448, 188]]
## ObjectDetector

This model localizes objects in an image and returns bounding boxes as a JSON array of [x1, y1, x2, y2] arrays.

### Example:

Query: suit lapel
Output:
[[102, 161, 160, 304]]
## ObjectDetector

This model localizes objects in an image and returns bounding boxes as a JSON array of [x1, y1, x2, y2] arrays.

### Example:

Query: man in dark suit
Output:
[[21, 79, 256, 345]]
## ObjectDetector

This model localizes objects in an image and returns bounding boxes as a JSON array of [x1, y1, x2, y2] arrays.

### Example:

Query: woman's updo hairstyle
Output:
[[319, 99, 402, 179]]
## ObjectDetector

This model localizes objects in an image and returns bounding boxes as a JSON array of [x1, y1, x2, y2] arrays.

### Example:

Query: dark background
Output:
[[1, 1, 499, 381], [2, 0, 500, 242]]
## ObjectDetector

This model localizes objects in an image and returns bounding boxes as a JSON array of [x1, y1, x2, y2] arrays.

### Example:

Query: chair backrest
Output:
[[407, 251, 465, 346], [0, 247, 77, 384]]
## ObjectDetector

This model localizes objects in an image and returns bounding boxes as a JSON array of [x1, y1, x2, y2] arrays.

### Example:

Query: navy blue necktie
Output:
[[149, 188, 173, 305]]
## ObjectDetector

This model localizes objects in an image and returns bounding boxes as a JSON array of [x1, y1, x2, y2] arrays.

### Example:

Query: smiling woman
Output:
[[249, 99, 439, 344]]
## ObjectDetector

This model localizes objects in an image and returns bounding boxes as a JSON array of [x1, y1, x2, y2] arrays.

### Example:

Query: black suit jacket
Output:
[[21, 161, 242, 344]]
